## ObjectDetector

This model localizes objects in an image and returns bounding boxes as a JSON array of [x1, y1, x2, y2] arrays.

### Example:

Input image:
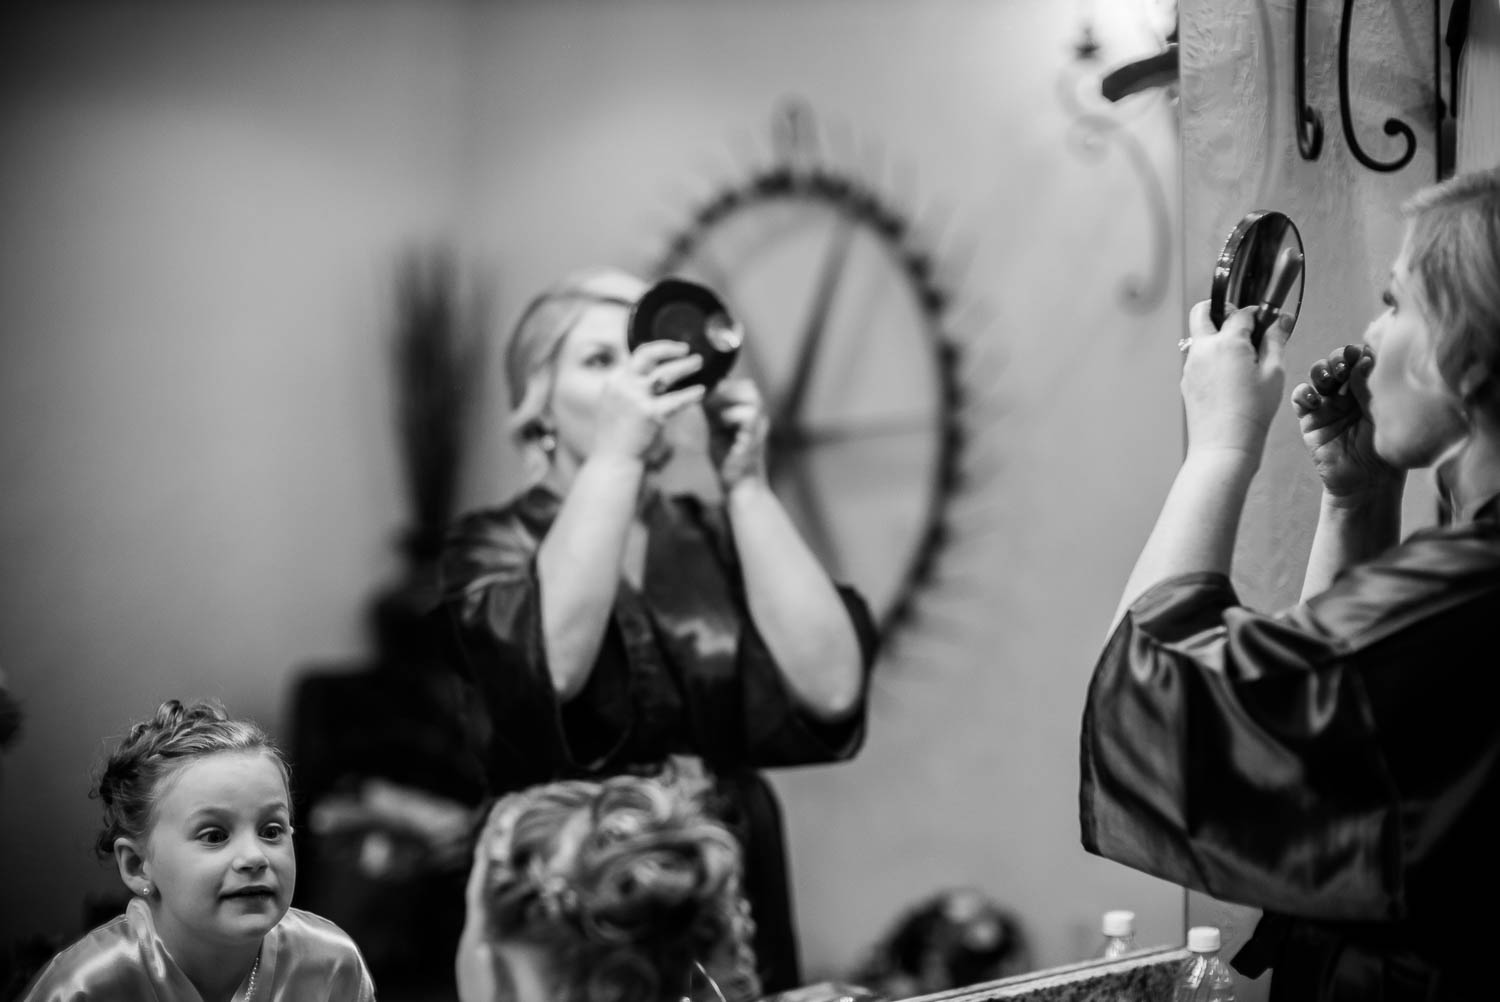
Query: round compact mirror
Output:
[[1210, 210, 1306, 351], [627, 277, 743, 392]]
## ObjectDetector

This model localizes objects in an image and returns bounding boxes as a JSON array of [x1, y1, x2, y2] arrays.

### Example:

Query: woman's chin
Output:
[[1371, 430, 1409, 470], [1374, 427, 1455, 473]]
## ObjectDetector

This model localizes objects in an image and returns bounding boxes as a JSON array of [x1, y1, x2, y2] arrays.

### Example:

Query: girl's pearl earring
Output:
[[139, 883, 152, 896]]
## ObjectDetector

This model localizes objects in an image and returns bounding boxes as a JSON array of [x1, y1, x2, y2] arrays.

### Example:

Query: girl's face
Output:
[[141, 750, 295, 951], [1363, 237, 1467, 468]]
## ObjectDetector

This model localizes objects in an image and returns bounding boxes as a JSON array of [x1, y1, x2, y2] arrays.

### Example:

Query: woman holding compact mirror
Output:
[[1080, 167, 1500, 1000], [436, 267, 878, 992]]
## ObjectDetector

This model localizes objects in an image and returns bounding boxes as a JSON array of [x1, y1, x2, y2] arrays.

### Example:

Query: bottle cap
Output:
[[1102, 910, 1135, 937], [1187, 926, 1221, 953]]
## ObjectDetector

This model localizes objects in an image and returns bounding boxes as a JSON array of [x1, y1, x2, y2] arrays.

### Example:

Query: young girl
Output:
[[22, 699, 375, 1001]]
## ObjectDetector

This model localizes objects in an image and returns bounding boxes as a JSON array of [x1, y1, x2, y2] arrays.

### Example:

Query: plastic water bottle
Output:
[[1099, 909, 1135, 958], [1172, 926, 1236, 1001]]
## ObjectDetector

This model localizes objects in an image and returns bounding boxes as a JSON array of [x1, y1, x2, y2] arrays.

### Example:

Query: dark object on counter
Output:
[[0, 679, 21, 751], [851, 887, 1031, 997]]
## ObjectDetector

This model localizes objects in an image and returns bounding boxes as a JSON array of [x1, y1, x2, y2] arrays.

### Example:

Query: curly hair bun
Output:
[[558, 778, 736, 947], [479, 773, 760, 1002], [578, 831, 735, 945]]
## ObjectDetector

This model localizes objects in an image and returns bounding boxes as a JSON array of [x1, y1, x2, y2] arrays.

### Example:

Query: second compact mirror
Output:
[[627, 278, 743, 392]]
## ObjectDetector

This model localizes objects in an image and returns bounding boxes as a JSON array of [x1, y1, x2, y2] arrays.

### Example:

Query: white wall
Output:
[[0, 0, 1187, 979], [0, 0, 470, 938]]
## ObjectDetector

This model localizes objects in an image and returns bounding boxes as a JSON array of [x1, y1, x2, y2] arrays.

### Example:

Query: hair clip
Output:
[[682, 961, 727, 1002], [598, 810, 646, 842], [537, 873, 579, 920]]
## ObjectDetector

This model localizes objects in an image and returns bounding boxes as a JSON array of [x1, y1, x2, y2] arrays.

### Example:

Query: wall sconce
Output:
[[1058, 5, 1178, 313], [1294, 0, 1325, 159]]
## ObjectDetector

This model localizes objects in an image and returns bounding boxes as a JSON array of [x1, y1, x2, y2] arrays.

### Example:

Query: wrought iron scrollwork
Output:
[[1336, 0, 1417, 172], [1296, 0, 1424, 173], [1294, 0, 1324, 160], [1055, 66, 1175, 314]]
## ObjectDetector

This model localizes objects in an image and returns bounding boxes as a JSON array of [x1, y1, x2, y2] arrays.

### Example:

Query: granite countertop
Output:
[[896, 946, 1191, 1002]]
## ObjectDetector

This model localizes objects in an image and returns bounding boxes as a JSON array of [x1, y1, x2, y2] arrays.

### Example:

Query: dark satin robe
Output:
[[438, 485, 879, 992], [1080, 497, 1500, 1001], [21, 898, 375, 1001]]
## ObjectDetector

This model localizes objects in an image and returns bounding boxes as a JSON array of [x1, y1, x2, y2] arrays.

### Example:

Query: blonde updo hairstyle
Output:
[[92, 699, 291, 858], [505, 268, 648, 484], [1400, 165, 1500, 424], [474, 773, 759, 1002]]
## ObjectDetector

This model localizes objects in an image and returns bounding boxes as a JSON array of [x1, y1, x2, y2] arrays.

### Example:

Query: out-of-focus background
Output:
[[0, 0, 1464, 999], [0, 1, 1184, 990]]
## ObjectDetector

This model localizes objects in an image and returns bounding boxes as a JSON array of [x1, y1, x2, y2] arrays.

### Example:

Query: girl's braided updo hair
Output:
[[475, 773, 759, 1002], [92, 699, 291, 858]]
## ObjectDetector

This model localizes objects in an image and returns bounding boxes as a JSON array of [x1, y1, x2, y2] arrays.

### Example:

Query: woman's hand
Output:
[[591, 341, 705, 463], [1291, 344, 1401, 499], [704, 378, 770, 489], [1181, 301, 1290, 464], [1107, 303, 1288, 632]]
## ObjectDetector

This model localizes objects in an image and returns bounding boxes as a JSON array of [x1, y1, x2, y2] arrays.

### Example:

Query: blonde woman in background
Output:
[[437, 268, 878, 991]]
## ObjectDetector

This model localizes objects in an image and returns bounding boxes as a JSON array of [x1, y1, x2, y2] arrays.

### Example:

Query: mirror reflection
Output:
[[2, 1, 1187, 1000]]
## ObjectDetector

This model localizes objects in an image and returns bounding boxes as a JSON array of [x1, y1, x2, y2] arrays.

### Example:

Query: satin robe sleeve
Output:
[[438, 501, 594, 784], [267, 908, 376, 1002], [19, 915, 147, 1002], [438, 494, 880, 783], [738, 580, 877, 765], [19, 902, 376, 1002], [1080, 520, 1500, 923], [684, 496, 880, 768], [1080, 568, 1408, 922]]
